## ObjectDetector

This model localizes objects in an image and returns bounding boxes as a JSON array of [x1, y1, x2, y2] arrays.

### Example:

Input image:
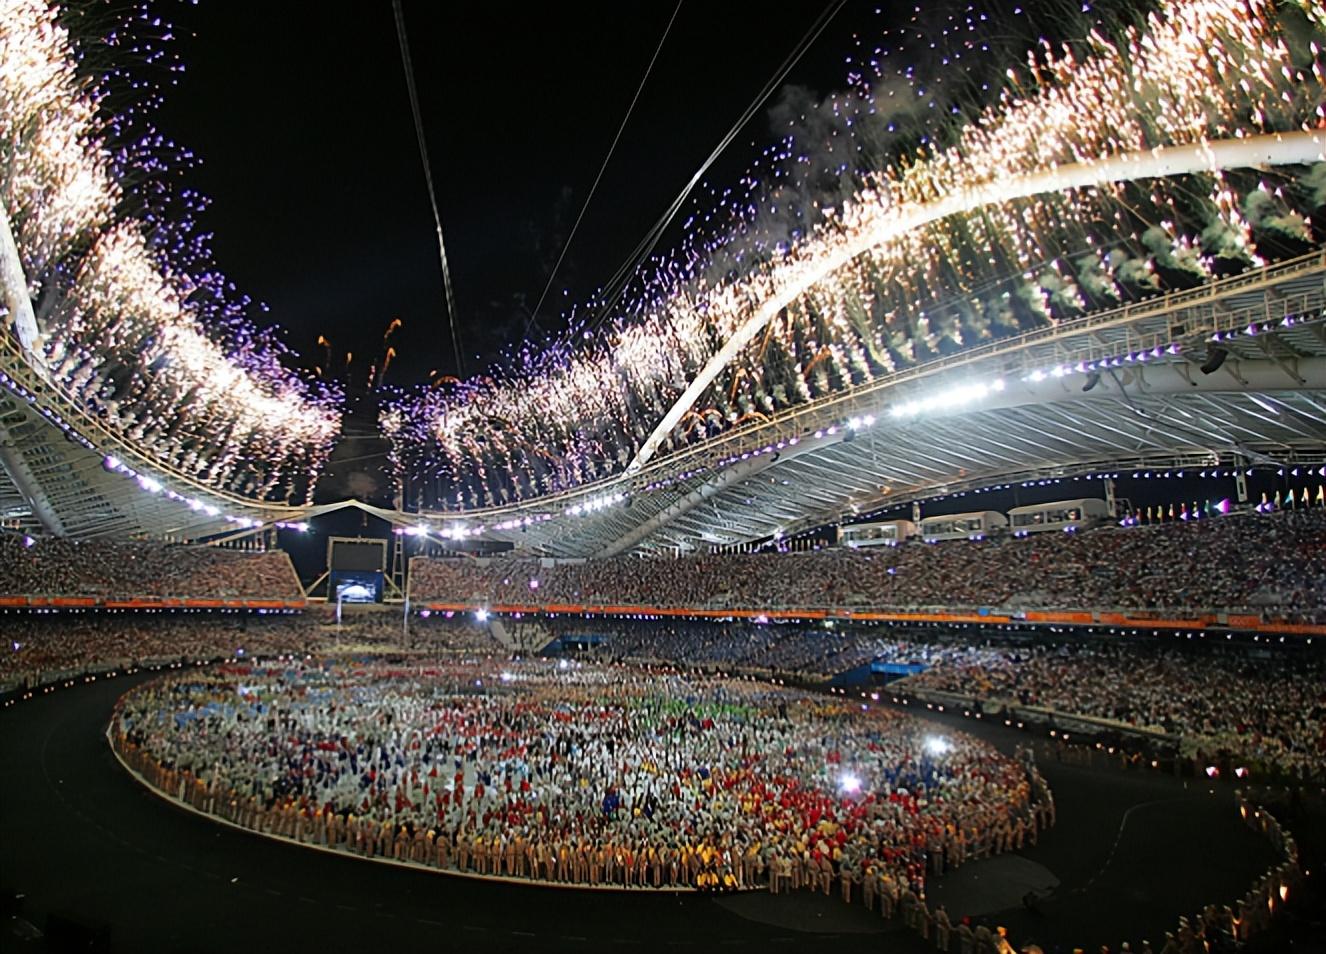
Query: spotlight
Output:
[[1081, 371, 1101, 392], [1200, 346, 1228, 375]]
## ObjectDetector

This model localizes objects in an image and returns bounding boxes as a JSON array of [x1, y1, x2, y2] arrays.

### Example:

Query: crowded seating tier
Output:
[[0, 536, 303, 601], [410, 510, 1326, 623]]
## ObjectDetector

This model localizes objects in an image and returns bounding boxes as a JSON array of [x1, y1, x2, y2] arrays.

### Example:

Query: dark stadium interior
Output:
[[4, 0, 1326, 953]]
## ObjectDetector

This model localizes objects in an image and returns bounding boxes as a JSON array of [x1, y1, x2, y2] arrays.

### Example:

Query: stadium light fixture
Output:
[[1023, 343, 1185, 384], [889, 378, 1005, 420], [1199, 345, 1229, 375], [924, 735, 952, 756]]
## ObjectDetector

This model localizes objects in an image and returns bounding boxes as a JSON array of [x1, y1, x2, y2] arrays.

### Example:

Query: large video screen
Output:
[[331, 569, 383, 603], [330, 539, 386, 573]]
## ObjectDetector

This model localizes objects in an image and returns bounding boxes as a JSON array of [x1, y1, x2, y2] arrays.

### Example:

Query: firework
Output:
[[0, 0, 341, 504], [385, 0, 1326, 511]]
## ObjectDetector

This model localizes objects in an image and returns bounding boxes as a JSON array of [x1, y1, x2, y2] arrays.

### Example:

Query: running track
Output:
[[0, 668, 1278, 953]]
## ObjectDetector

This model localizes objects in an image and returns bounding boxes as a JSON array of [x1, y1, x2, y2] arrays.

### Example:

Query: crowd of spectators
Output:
[[0, 609, 506, 690], [0, 536, 302, 600], [559, 618, 961, 678], [409, 510, 1326, 622], [896, 640, 1326, 782], [112, 659, 1047, 919], [0, 613, 317, 689]]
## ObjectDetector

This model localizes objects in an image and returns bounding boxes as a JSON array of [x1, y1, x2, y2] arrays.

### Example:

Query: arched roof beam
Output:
[[626, 131, 1326, 475]]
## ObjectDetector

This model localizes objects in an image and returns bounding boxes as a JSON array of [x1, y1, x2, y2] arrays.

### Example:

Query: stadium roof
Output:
[[415, 250, 1326, 557], [14, 248, 1322, 552]]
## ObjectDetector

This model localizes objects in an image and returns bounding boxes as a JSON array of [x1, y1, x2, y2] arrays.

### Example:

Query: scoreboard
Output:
[[327, 537, 386, 603]]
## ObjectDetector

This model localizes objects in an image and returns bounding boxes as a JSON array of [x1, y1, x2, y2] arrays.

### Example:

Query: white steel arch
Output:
[[626, 132, 1326, 475]]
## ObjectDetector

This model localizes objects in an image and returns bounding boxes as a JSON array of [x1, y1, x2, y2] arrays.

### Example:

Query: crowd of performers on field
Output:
[[111, 660, 1050, 911]]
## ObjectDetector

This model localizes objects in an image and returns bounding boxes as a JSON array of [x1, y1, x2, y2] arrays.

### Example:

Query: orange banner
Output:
[[1226, 614, 1263, 629], [1025, 611, 1094, 624], [1256, 621, 1326, 636]]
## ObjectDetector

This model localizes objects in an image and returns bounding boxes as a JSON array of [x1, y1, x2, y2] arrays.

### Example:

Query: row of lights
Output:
[[712, 377, 1006, 472], [716, 436, 801, 469], [3, 372, 313, 536], [1023, 344, 1183, 383], [890, 378, 1006, 418], [1020, 308, 1324, 385], [100, 456, 309, 532], [643, 467, 709, 493], [567, 492, 628, 516], [399, 374, 1024, 542], [397, 493, 634, 542], [1209, 308, 1324, 343]]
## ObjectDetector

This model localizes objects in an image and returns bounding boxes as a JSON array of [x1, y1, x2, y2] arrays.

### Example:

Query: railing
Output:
[[407, 597, 1326, 635]]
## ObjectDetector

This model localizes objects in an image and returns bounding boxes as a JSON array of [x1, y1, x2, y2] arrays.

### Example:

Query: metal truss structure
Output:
[[0, 332, 309, 540], [411, 249, 1326, 557], [3, 250, 1325, 552]]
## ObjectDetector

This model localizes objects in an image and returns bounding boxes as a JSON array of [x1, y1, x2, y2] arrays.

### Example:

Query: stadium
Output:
[[1, 0, 1323, 952]]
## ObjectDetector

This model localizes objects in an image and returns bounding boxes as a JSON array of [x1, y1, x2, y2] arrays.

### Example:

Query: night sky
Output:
[[127, 0, 1324, 573], [138, 0, 882, 530], [152, 1, 864, 389]]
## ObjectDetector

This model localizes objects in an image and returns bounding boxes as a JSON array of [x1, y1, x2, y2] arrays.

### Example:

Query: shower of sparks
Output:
[[1, 0, 341, 503], [383, 0, 1325, 512]]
